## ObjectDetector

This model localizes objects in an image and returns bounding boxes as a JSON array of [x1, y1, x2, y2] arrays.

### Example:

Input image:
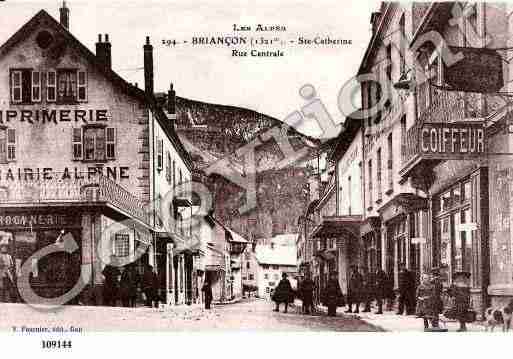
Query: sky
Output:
[[0, 0, 377, 137]]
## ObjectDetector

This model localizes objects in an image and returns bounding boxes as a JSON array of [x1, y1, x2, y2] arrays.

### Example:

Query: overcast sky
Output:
[[0, 0, 377, 136]]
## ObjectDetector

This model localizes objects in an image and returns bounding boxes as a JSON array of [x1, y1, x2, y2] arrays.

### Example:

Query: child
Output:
[[446, 271, 471, 332]]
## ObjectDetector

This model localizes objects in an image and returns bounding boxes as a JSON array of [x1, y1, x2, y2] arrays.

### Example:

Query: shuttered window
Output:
[[31, 71, 41, 102], [7, 129, 16, 161], [72, 128, 83, 160], [106, 127, 116, 159]]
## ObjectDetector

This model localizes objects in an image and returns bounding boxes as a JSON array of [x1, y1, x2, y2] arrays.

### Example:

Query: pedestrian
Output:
[[375, 269, 387, 314], [415, 272, 442, 331], [120, 263, 139, 308], [383, 270, 394, 311], [102, 256, 121, 307], [346, 265, 363, 313], [272, 272, 293, 313], [300, 272, 315, 314], [323, 271, 344, 317], [445, 271, 472, 332], [201, 279, 213, 309], [362, 267, 375, 313], [141, 264, 159, 308], [397, 263, 414, 315], [0, 242, 15, 303]]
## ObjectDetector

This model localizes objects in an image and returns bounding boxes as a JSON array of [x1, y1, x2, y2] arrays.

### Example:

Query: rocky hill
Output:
[[164, 95, 321, 243]]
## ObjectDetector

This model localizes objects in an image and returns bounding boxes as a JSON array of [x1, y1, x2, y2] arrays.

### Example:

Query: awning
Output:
[[311, 215, 363, 239], [378, 193, 428, 223]]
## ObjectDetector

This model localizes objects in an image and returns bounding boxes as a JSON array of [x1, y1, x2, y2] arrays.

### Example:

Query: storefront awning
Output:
[[378, 193, 428, 223], [311, 215, 363, 239]]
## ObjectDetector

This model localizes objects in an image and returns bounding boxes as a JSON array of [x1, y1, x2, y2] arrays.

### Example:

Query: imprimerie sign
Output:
[[420, 122, 485, 157], [0, 109, 109, 124]]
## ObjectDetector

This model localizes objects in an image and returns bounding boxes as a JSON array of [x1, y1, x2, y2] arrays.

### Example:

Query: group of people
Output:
[[290, 263, 472, 331], [102, 260, 160, 308]]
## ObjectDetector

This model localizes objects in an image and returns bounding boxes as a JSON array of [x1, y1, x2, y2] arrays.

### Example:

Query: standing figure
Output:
[[300, 272, 315, 315], [142, 264, 159, 308], [323, 271, 344, 317], [201, 279, 213, 309], [397, 263, 414, 315], [120, 263, 139, 307], [346, 265, 363, 313], [272, 273, 293, 313], [416, 272, 442, 330], [362, 268, 375, 313], [385, 270, 395, 311], [0, 242, 15, 303], [102, 256, 121, 307], [375, 269, 388, 314], [446, 271, 472, 332]]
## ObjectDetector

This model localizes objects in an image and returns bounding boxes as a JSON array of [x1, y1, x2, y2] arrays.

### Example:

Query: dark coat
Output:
[[375, 270, 388, 299], [102, 265, 121, 298], [272, 278, 293, 303], [348, 271, 363, 302], [362, 272, 376, 300], [300, 278, 315, 303], [141, 268, 158, 292], [119, 266, 139, 299], [201, 282, 213, 302], [323, 278, 344, 308], [398, 269, 413, 295]]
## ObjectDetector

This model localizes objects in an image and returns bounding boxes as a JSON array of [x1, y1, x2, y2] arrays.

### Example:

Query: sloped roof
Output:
[[270, 233, 298, 246], [255, 244, 297, 266]]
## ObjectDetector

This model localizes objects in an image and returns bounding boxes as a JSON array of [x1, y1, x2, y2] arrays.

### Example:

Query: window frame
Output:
[[31, 71, 41, 102], [47, 70, 57, 102], [6, 128, 15, 161], [77, 70, 87, 102], [10, 70, 23, 103], [106, 127, 116, 160]]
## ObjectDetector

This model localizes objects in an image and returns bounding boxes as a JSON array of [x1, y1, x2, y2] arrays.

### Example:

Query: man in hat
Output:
[[323, 271, 343, 317], [0, 241, 15, 303], [397, 263, 415, 315]]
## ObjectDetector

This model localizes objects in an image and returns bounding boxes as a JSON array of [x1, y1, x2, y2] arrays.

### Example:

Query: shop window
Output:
[[114, 234, 130, 257]]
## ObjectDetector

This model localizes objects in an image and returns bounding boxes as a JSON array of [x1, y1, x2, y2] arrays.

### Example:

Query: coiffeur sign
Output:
[[420, 122, 485, 157]]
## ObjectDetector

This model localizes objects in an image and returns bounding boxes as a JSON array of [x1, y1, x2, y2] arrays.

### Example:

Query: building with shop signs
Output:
[[0, 2, 201, 306]]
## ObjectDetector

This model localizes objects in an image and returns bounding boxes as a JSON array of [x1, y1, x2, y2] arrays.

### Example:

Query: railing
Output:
[[0, 172, 149, 224], [402, 84, 505, 166]]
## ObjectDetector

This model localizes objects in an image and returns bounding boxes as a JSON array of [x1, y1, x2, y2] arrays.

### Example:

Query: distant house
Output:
[[255, 241, 297, 299]]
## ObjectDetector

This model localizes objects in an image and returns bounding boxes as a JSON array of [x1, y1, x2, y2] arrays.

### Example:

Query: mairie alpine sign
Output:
[[419, 122, 485, 157]]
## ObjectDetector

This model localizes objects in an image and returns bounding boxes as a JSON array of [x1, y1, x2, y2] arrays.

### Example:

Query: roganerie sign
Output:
[[420, 122, 485, 157]]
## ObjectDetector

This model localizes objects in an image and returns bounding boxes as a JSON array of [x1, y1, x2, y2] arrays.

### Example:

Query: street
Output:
[[1, 298, 381, 332]]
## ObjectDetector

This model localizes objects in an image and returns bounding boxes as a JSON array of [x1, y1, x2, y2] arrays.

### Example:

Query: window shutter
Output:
[[0, 130, 6, 163], [157, 138, 163, 170], [77, 70, 87, 102], [106, 127, 116, 159], [11, 71, 22, 103], [7, 129, 15, 161], [47, 70, 56, 102], [31, 71, 41, 102], [72, 128, 83, 160]]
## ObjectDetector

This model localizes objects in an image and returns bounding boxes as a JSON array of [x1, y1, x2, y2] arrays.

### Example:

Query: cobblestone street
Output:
[[1, 299, 381, 332]]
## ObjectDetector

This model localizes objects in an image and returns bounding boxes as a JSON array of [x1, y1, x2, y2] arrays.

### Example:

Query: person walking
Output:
[[0, 242, 15, 303], [300, 272, 315, 315], [323, 271, 344, 317], [120, 263, 139, 308], [141, 264, 159, 308], [102, 256, 121, 307], [397, 263, 414, 315], [375, 269, 388, 314], [201, 279, 213, 309], [272, 273, 293, 313], [346, 265, 363, 313]]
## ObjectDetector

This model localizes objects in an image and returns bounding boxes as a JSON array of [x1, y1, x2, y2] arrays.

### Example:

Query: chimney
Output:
[[144, 36, 154, 96], [96, 34, 112, 69], [59, 1, 70, 30], [370, 12, 381, 35], [167, 83, 176, 117]]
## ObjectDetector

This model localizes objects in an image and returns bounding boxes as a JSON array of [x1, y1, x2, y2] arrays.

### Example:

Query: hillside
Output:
[[163, 94, 321, 242]]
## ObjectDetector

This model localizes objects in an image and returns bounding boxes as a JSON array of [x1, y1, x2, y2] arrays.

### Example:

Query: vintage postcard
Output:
[[0, 0, 512, 355]]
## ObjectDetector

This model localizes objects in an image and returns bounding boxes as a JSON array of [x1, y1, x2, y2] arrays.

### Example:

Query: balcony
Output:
[[400, 85, 498, 182], [0, 172, 149, 225]]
